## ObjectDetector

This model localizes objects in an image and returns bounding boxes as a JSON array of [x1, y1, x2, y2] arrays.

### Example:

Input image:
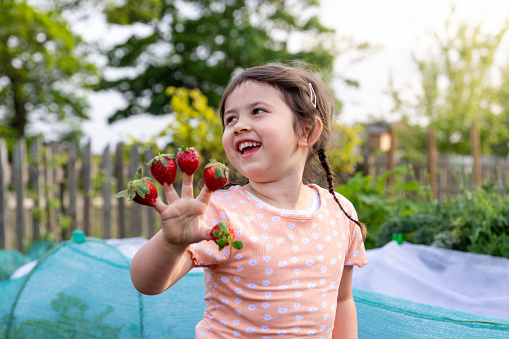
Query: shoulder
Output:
[[311, 185, 356, 212]]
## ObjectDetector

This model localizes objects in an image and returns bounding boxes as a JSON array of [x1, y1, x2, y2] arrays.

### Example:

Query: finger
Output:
[[163, 183, 180, 204], [181, 173, 194, 198], [153, 199, 168, 214], [196, 185, 212, 205]]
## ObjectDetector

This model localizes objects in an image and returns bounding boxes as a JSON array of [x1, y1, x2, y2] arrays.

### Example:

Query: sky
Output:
[[73, 0, 509, 154]]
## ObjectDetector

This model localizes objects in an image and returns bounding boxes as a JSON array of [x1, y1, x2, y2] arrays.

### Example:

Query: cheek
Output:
[[222, 132, 234, 155]]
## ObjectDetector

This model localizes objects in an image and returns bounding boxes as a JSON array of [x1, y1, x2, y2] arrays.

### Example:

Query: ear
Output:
[[297, 117, 323, 148]]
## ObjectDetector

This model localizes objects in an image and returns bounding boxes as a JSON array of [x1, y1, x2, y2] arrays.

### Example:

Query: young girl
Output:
[[130, 64, 368, 338]]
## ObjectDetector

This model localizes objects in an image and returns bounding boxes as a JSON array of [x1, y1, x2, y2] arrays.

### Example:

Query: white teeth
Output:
[[238, 141, 261, 152]]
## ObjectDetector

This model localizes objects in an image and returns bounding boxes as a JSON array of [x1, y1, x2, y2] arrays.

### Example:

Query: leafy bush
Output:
[[336, 166, 432, 249], [376, 183, 509, 258]]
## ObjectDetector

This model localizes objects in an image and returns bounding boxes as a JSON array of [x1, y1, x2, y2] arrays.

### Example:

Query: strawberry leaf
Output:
[[215, 166, 222, 179], [114, 189, 128, 198], [134, 168, 143, 180], [135, 181, 150, 198], [216, 239, 228, 247], [230, 241, 244, 250], [218, 221, 229, 234]]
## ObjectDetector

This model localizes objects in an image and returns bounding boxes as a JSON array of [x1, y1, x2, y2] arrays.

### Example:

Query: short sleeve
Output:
[[340, 196, 368, 267], [187, 194, 233, 268]]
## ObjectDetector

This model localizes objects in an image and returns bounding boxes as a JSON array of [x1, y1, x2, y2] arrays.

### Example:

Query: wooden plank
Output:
[[47, 142, 61, 242], [115, 142, 126, 238], [129, 144, 142, 237], [386, 127, 397, 186], [427, 127, 437, 199], [0, 139, 9, 248], [66, 140, 78, 237], [13, 138, 26, 251], [82, 141, 92, 236], [29, 139, 43, 241], [145, 145, 156, 238], [102, 145, 112, 239], [471, 123, 482, 185]]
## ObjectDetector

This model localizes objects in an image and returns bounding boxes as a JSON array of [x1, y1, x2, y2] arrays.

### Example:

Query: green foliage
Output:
[[99, 0, 339, 123], [0, 0, 99, 143], [390, 12, 509, 157], [328, 122, 364, 177], [377, 183, 509, 259], [336, 166, 432, 249]]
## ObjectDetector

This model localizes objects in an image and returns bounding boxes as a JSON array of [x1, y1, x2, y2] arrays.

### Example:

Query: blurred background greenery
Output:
[[1, 0, 509, 257]]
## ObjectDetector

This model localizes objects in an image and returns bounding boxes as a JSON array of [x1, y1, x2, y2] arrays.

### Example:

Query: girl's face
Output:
[[222, 81, 311, 184]]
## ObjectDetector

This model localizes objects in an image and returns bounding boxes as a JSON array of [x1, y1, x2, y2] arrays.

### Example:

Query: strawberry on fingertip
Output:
[[203, 159, 229, 191], [114, 168, 158, 207], [147, 153, 177, 186], [177, 146, 200, 175]]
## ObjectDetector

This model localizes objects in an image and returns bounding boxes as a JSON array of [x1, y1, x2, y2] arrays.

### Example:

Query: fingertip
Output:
[[153, 199, 167, 214], [197, 185, 212, 203]]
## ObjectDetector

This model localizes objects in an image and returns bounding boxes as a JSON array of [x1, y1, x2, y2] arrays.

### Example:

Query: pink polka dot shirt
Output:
[[188, 185, 367, 338]]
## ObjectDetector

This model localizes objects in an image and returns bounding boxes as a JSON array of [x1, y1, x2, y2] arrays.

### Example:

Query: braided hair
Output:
[[219, 62, 367, 240]]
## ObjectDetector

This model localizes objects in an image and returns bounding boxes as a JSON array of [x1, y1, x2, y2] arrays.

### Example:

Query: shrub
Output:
[[376, 183, 509, 258]]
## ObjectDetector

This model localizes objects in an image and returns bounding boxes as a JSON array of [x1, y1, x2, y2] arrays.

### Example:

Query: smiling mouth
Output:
[[238, 141, 261, 155]]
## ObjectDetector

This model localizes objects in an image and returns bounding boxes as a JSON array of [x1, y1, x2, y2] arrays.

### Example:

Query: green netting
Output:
[[0, 234, 205, 338], [0, 240, 57, 281], [355, 288, 509, 338], [1, 233, 508, 338], [0, 250, 26, 281]]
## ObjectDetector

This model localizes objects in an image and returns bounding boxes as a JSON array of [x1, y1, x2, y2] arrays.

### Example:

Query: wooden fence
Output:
[[367, 154, 509, 198], [1, 136, 509, 251], [0, 138, 164, 251]]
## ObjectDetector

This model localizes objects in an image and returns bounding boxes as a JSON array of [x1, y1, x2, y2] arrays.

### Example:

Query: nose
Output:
[[233, 118, 250, 135]]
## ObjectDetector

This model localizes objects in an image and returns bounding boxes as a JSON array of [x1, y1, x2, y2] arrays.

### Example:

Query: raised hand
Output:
[[153, 171, 213, 247]]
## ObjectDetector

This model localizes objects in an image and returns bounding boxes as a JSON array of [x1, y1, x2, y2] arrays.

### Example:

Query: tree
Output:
[[98, 0, 339, 124], [0, 0, 98, 144], [390, 14, 509, 156]]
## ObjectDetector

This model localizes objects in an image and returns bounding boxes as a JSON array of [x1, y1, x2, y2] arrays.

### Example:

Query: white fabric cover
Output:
[[352, 241, 509, 320]]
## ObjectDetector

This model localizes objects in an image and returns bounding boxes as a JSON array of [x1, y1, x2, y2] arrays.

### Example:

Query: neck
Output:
[[244, 178, 311, 210]]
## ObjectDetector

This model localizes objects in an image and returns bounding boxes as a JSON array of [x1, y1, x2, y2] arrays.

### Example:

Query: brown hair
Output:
[[219, 63, 367, 240]]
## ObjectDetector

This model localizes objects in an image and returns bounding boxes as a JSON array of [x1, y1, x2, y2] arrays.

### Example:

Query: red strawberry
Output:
[[114, 168, 158, 207], [203, 159, 229, 191], [177, 146, 200, 175], [147, 153, 177, 185], [209, 221, 244, 251]]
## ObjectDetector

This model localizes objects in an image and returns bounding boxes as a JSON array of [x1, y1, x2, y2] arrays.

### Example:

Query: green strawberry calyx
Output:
[[212, 221, 244, 251], [178, 145, 196, 153], [114, 168, 153, 200], [146, 153, 175, 168], [205, 159, 229, 179]]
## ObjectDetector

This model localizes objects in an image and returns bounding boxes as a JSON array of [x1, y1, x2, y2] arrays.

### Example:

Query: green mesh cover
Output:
[[1, 235, 508, 338], [0, 250, 26, 281], [0, 236, 205, 338]]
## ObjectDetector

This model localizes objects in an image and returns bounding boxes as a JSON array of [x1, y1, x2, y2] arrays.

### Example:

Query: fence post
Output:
[[115, 143, 126, 238], [29, 139, 43, 241], [427, 127, 437, 199], [82, 141, 92, 236], [102, 145, 112, 239], [47, 142, 61, 242], [0, 139, 9, 248], [13, 138, 26, 251], [471, 123, 482, 185], [129, 144, 142, 237], [145, 145, 157, 238], [67, 140, 78, 237], [386, 127, 397, 187]]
